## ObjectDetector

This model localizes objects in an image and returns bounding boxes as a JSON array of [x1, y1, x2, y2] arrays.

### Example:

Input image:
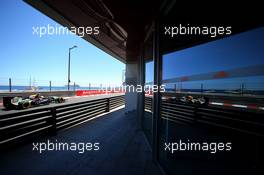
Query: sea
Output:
[[0, 85, 263, 96], [0, 85, 98, 92]]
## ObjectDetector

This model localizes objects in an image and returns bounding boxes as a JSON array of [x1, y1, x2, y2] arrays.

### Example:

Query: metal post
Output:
[[9, 78, 11, 92], [74, 82, 76, 92], [68, 45, 77, 92], [153, 19, 161, 162], [138, 44, 145, 130], [68, 48, 71, 91], [106, 98, 110, 112], [241, 83, 244, 95], [49, 81, 51, 92], [48, 108, 57, 135]]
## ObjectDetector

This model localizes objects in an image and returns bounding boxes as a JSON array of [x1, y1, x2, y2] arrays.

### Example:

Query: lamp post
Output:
[[68, 45, 77, 91]]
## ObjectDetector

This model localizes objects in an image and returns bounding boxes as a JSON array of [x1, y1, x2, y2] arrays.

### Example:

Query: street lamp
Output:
[[68, 45, 77, 91]]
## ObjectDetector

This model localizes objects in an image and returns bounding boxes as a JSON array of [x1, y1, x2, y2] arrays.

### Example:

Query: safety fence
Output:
[[144, 96, 264, 136], [76, 90, 125, 96], [0, 95, 125, 149]]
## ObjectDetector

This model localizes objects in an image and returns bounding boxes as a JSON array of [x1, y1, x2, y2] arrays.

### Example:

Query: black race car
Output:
[[3, 94, 65, 110]]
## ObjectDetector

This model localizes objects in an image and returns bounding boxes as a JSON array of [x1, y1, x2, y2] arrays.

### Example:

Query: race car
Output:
[[180, 95, 208, 105], [3, 93, 65, 110], [161, 95, 208, 105], [48, 96, 65, 103]]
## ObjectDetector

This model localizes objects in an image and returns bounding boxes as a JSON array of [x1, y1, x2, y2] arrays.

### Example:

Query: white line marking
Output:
[[210, 102, 224, 106], [232, 104, 247, 108]]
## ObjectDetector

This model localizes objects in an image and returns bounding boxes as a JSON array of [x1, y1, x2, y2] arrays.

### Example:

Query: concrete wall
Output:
[[125, 63, 138, 113]]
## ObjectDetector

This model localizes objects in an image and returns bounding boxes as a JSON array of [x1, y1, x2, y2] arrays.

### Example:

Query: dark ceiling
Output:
[[25, 0, 160, 63], [25, 0, 263, 64], [159, 0, 263, 56]]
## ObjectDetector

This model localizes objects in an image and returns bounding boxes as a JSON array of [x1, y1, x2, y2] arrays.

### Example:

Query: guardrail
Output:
[[162, 101, 264, 136], [144, 96, 264, 136], [144, 96, 152, 112], [0, 95, 125, 149]]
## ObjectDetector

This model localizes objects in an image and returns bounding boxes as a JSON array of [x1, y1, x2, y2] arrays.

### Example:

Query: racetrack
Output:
[[0, 93, 124, 114]]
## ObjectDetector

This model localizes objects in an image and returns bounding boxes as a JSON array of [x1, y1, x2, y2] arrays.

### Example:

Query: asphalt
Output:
[[0, 109, 162, 175]]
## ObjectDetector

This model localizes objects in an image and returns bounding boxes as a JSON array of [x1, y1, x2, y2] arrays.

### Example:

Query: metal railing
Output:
[[161, 100, 264, 136], [0, 95, 125, 148], [0, 77, 124, 92], [144, 96, 264, 136], [144, 96, 152, 112]]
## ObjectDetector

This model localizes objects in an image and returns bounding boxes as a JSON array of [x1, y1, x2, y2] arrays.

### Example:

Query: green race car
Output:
[[3, 94, 65, 110]]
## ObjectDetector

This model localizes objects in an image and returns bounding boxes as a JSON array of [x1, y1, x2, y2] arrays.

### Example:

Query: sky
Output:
[[0, 0, 125, 86], [145, 62, 154, 83], [0, 0, 263, 91], [163, 27, 264, 79], [145, 27, 264, 90]]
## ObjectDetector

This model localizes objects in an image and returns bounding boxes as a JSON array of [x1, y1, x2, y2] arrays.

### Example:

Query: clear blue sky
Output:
[[162, 27, 264, 90], [145, 27, 264, 90], [163, 27, 264, 79], [0, 0, 125, 86]]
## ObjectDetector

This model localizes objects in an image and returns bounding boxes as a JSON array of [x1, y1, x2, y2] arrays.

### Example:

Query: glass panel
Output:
[[158, 25, 264, 174], [142, 32, 154, 145]]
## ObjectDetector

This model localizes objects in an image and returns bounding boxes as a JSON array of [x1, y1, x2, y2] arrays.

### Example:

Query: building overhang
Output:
[[24, 0, 263, 63]]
